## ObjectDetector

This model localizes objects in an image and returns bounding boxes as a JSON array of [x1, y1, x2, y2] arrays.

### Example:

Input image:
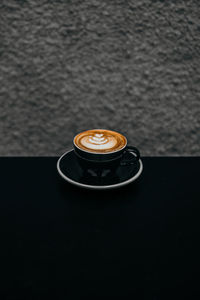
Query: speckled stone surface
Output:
[[0, 0, 199, 156]]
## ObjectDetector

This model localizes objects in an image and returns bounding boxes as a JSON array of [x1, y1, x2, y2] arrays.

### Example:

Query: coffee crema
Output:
[[74, 129, 127, 153]]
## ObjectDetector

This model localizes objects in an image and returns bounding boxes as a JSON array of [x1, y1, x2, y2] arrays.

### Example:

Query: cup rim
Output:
[[73, 129, 127, 155]]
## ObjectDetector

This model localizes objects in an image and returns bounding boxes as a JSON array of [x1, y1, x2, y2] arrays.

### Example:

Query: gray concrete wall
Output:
[[0, 0, 199, 156]]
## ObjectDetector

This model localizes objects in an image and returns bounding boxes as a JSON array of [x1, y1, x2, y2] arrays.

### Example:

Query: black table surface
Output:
[[0, 157, 199, 299]]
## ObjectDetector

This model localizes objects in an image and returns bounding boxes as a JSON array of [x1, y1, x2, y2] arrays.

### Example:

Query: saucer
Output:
[[57, 149, 143, 190]]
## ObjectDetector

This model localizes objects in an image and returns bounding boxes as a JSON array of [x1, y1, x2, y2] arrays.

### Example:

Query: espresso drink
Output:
[[74, 129, 127, 154]]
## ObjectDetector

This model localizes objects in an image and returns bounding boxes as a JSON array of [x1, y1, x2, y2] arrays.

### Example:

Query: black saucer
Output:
[[57, 149, 143, 190]]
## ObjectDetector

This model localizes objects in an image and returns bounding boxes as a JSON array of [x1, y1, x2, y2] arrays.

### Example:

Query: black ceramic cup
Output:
[[73, 132, 140, 177]]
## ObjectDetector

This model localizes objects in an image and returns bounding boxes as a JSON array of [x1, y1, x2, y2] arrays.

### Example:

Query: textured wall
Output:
[[0, 0, 199, 156]]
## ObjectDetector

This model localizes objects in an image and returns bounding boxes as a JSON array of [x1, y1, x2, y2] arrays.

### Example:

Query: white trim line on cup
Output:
[[57, 149, 143, 190]]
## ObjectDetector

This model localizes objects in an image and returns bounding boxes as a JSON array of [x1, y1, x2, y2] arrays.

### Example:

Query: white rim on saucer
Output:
[[57, 149, 143, 190]]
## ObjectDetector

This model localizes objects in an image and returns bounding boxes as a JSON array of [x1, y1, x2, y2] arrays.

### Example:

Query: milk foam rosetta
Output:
[[74, 129, 127, 153]]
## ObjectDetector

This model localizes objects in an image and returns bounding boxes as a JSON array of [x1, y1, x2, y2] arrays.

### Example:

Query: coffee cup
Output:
[[73, 129, 140, 177]]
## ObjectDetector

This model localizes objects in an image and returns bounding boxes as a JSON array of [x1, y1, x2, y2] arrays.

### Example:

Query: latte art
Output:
[[89, 133, 107, 144], [81, 133, 117, 151], [74, 129, 127, 153]]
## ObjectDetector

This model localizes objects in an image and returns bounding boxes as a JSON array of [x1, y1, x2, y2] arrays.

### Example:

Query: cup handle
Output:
[[120, 146, 140, 166]]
